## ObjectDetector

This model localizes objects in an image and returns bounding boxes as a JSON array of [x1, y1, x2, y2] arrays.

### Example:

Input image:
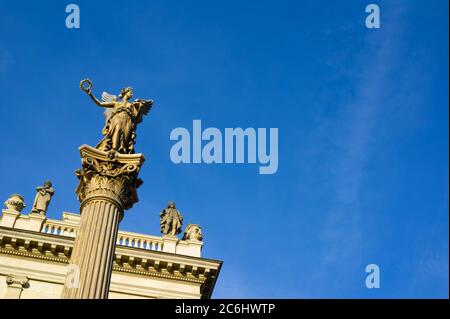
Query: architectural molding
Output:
[[0, 223, 221, 298]]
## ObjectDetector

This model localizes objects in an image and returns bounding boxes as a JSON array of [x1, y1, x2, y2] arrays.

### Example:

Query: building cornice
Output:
[[0, 226, 221, 298]]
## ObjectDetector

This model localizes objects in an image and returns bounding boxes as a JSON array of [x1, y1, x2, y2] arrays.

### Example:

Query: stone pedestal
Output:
[[0, 210, 20, 228], [185, 240, 203, 257], [162, 235, 179, 253], [27, 213, 47, 231], [61, 145, 144, 299]]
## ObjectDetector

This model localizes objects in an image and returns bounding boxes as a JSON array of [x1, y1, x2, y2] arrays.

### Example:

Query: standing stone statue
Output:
[[80, 78, 153, 154], [160, 201, 183, 236], [31, 180, 54, 215]]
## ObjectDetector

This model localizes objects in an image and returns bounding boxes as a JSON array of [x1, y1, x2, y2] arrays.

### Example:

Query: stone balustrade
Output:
[[116, 231, 164, 252], [0, 210, 202, 257], [42, 219, 77, 237]]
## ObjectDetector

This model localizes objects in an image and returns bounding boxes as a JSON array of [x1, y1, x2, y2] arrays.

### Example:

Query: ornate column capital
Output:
[[4, 274, 29, 299], [75, 145, 145, 213], [6, 274, 29, 288]]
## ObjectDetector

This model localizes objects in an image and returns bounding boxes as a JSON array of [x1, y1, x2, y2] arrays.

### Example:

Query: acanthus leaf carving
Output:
[[75, 145, 144, 210]]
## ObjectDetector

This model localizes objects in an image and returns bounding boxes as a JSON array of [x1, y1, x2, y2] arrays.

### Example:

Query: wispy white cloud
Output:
[[317, 4, 407, 281]]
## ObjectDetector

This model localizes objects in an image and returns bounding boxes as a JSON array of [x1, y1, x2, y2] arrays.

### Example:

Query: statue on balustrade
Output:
[[31, 180, 54, 215], [80, 78, 153, 154], [183, 224, 203, 241], [160, 201, 183, 236]]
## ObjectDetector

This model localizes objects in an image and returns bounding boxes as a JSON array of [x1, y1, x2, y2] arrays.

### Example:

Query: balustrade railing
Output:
[[41, 218, 164, 252]]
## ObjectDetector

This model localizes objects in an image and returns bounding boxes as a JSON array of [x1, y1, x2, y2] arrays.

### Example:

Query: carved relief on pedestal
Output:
[[75, 145, 145, 211]]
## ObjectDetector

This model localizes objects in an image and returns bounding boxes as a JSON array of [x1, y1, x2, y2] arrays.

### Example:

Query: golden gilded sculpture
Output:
[[80, 79, 153, 154]]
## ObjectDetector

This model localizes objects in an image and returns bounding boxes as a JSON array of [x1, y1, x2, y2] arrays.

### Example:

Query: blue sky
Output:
[[0, 0, 448, 298]]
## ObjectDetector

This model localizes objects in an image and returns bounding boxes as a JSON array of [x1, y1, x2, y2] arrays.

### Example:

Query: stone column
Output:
[[4, 275, 29, 299], [61, 145, 144, 299]]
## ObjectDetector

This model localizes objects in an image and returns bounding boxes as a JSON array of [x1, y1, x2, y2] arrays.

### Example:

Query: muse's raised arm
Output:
[[80, 79, 115, 108], [87, 91, 115, 108]]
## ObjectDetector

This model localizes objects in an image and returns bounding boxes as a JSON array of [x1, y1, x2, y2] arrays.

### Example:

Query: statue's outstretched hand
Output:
[[80, 79, 93, 95]]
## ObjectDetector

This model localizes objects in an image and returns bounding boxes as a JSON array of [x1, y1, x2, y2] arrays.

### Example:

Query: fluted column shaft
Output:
[[61, 145, 144, 299], [62, 198, 122, 299]]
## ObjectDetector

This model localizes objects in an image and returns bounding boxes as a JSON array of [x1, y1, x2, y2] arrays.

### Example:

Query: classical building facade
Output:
[[0, 206, 222, 299], [0, 80, 222, 299]]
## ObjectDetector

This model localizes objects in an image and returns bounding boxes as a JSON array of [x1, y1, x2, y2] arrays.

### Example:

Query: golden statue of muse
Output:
[[80, 78, 153, 154]]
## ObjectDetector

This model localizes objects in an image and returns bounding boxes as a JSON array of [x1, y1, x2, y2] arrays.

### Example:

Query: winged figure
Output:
[[80, 79, 153, 154]]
